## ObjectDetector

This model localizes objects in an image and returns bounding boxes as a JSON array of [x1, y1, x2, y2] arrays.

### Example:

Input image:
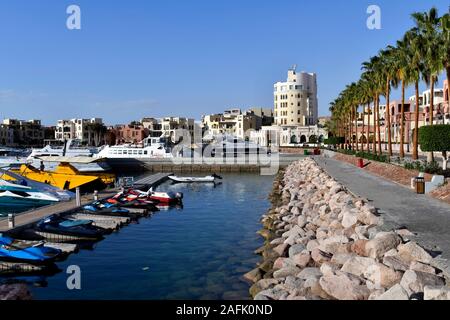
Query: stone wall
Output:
[[245, 158, 450, 300]]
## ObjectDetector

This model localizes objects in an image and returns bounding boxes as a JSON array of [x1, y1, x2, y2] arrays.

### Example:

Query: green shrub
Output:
[[419, 125, 450, 152], [324, 137, 345, 145]]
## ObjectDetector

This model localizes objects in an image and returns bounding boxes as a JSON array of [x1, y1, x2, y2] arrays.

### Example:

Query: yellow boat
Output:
[[4, 156, 115, 191]]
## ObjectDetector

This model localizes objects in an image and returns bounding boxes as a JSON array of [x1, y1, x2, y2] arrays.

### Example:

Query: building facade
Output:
[[2, 119, 45, 147], [274, 68, 318, 126], [55, 118, 104, 145], [202, 109, 261, 140], [114, 124, 149, 144], [160, 117, 195, 143]]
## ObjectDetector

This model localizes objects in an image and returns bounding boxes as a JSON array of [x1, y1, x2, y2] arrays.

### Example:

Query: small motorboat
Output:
[[0, 179, 60, 208], [0, 235, 62, 265], [115, 188, 183, 205], [35, 214, 107, 240], [136, 188, 183, 204], [168, 173, 222, 183]]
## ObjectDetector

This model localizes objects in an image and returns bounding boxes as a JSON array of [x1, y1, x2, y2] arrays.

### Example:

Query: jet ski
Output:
[[0, 235, 62, 265]]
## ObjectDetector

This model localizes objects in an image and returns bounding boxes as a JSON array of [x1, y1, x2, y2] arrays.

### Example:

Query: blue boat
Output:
[[35, 214, 107, 240], [0, 235, 62, 265]]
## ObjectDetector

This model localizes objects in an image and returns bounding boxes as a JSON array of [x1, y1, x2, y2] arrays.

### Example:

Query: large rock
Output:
[[311, 248, 332, 264], [351, 239, 368, 256], [331, 253, 356, 267], [243, 267, 263, 283], [273, 257, 296, 270], [397, 242, 433, 264], [341, 256, 377, 277], [410, 261, 436, 275], [0, 284, 32, 300], [288, 244, 306, 258], [365, 232, 401, 260], [273, 243, 289, 257], [342, 209, 358, 228], [382, 255, 410, 272], [298, 267, 322, 281], [319, 272, 370, 300], [400, 270, 445, 296], [273, 266, 301, 279], [424, 286, 450, 300], [250, 279, 280, 297], [375, 284, 409, 300], [292, 252, 311, 268], [363, 263, 403, 288]]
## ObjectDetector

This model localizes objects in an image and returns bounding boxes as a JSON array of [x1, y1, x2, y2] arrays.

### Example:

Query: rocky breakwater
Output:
[[245, 158, 450, 300]]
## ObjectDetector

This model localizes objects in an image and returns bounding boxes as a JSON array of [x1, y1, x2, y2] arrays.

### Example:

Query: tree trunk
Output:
[[430, 75, 435, 125], [366, 103, 370, 153], [400, 80, 405, 158], [361, 105, 365, 152], [427, 75, 435, 163], [443, 151, 448, 171], [373, 98, 377, 154], [376, 95, 382, 155], [386, 78, 392, 156], [413, 80, 420, 160], [355, 106, 359, 151]]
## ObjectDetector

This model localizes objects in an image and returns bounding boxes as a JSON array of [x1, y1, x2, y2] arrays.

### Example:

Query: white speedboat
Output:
[[0, 179, 60, 208], [27, 139, 97, 160], [168, 174, 222, 183]]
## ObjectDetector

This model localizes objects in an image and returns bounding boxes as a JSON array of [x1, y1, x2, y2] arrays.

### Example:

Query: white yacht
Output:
[[95, 137, 173, 159], [27, 139, 97, 160]]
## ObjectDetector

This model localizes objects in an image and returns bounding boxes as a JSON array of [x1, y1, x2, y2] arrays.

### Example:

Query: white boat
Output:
[[96, 137, 173, 159], [0, 179, 60, 208], [168, 174, 222, 183], [27, 139, 97, 160]]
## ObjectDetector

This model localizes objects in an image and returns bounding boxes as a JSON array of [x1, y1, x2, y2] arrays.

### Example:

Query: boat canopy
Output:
[[37, 156, 106, 164]]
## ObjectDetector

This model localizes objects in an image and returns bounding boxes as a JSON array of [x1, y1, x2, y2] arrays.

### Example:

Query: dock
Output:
[[133, 172, 173, 188], [0, 172, 171, 233]]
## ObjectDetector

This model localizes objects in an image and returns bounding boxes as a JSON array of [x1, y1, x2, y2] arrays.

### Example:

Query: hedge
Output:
[[324, 137, 345, 145], [419, 125, 450, 152]]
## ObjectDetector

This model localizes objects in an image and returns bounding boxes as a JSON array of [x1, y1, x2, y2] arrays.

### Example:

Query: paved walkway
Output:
[[315, 157, 450, 274]]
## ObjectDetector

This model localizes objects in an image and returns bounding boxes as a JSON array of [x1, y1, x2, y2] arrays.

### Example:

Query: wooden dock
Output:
[[0, 172, 172, 233], [133, 172, 173, 188]]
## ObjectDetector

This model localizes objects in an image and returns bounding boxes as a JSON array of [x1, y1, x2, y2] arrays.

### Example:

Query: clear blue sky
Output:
[[0, 0, 448, 125]]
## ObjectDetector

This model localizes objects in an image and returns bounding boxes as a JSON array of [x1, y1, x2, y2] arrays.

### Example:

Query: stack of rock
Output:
[[0, 284, 32, 300], [245, 158, 450, 300]]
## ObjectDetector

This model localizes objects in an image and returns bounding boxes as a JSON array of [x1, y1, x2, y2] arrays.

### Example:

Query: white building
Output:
[[250, 125, 327, 148], [202, 109, 260, 141], [55, 118, 104, 145], [274, 67, 318, 126], [160, 117, 195, 143]]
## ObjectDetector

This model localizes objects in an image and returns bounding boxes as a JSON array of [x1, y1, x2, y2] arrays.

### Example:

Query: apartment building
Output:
[[55, 118, 104, 145], [2, 119, 45, 147], [202, 109, 260, 140], [274, 67, 318, 126]]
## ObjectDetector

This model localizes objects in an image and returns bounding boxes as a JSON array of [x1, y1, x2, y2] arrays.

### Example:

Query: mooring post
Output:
[[94, 190, 99, 201], [8, 214, 15, 229], [76, 187, 81, 207]]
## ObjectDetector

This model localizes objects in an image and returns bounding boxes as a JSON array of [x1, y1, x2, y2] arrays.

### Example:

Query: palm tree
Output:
[[412, 8, 443, 126], [404, 28, 426, 160], [440, 12, 450, 108], [379, 47, 398, 157]]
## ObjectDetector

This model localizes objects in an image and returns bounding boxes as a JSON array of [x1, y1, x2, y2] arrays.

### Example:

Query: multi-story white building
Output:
[[160, 117, 195, 143], [274, 67, 318, 126], [55, 118, 104, 145], [202, 109, 261, 140]]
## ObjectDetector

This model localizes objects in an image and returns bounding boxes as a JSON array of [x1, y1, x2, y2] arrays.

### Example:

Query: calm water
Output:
[[1, 173, 273, 300]]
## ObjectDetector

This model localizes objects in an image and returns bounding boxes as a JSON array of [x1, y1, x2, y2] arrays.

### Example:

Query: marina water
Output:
[[1, 173, 273, 300]]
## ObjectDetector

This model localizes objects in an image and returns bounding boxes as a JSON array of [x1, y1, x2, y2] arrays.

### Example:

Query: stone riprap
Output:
[[246, 159, 449, 300]]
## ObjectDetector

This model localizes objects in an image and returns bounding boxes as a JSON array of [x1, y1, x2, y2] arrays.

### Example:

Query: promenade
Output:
[[315, 157, 450, 274]]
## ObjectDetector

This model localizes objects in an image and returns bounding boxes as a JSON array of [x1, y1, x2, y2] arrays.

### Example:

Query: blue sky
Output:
[[0, 0, 448, 125]]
